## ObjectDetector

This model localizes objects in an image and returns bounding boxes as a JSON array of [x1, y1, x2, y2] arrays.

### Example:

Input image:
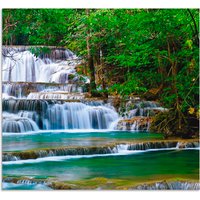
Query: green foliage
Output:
[[3, 9, 73, 45], [2, 8, 199, 116], [29, 47, 51, 57], [109, 74, 147, 97]]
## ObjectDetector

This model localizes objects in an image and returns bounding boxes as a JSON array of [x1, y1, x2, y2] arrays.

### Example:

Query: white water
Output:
[[3, 112, 39, 133], [2, 101, 119, 132], [2, 129, 121, 136], [27, 92, 84, 100], [45, 103, 119, 130], [2, 47, 121, 132], [115, 101, 167, 131], [2, 82, 85, 99], [2, 49, 80, 83], [4, 148, 198, 165], [2, 182, 52, 190]]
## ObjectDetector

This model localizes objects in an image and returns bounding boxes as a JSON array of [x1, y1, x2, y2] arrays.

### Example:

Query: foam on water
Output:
[[2, 182, 52, 190], [4, 148, 199, 165], [3, 100, 119, 132]]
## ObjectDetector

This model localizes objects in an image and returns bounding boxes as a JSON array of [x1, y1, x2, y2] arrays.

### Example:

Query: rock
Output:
[[116, 117, 153, 131], [132, 181, 200, 190]]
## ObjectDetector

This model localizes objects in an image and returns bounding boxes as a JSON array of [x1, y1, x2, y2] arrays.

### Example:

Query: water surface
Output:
[[3, 149, 199, 181], [3, 131, 163, 151]]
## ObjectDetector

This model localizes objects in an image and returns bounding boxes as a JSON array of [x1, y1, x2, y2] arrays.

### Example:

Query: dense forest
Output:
[[2, 9, 199, 138]]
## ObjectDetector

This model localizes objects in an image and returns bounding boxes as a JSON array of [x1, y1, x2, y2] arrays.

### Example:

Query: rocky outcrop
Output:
[[3, 177, 47, 185], [114, 100, 168, 131], [116, 117, 153, 131], [176, 141, 200, 149], [132, 181, 200, 190]]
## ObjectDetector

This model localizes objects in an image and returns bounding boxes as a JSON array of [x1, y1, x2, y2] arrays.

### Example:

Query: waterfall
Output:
[[27, 92, 84, 100], [2, 82, 85, 99], [3, 113, 39, 133], [2, 46, 166, 133], [116, 101, 167, 131], [2, 51, 76, 83], [2, 46, 89, 102], [46, 102, 118, 129], [125, 101, 165, 118], [2, 47, 84, 83], [2, 99, 119, 132]]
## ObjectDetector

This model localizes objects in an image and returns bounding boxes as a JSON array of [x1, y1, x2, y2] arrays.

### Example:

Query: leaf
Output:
[[188, 107, 195, 115]]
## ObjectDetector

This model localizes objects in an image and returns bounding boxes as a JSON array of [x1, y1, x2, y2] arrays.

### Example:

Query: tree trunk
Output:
[[187, 9, 199, 46], [86, 9, 97, 95]]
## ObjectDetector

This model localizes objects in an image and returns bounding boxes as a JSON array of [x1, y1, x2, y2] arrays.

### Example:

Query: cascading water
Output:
[[2, 46, 166, 133], [125, 101, 166, 118], [27, 92, 84, 100], [46, 102, 118, 130], [116, 101, 167, 131], [2, 82, 86, 99], [2, 99, 119, 132], [2, 46, 119, 133], [3, 113, 39, 133], [2, 47, 77, 83], [2, 46, 89, 100]]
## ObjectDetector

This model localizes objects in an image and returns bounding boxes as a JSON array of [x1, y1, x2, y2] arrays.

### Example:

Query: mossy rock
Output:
[[49, 182, 72, 190]]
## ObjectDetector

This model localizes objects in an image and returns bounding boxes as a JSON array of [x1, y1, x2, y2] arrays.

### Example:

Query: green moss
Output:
[[49, 182, 73, 190], [55, 176, 199, 190]]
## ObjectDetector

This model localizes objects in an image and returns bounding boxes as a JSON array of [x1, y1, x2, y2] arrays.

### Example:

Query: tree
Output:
[[85, 9, 97, 95]]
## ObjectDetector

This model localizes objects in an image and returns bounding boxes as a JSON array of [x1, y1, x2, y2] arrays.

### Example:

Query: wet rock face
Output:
[[127, 141, 178, 150], [133, 181, 200, 190], [116, 117, 153, 131], [114, 100, 167, 131], [176, 141, 199, 149]]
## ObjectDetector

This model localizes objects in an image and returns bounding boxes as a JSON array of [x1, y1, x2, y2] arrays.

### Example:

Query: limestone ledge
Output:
[[3, 139, 199, 161], [116, 116, 153, 131]]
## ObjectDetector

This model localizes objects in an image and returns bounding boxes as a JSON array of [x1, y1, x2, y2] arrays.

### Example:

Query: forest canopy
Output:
[[2, 9, 199, 137]]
